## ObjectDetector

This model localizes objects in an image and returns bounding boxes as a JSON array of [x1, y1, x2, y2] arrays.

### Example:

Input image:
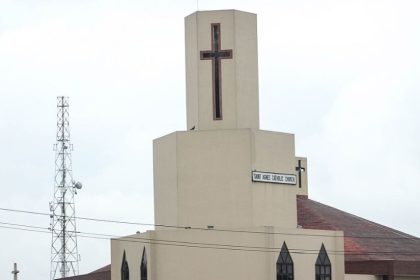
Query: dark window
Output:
[[277, 242, 294, 280], [121, 251, 129, 280], [315, 244, 332, 280], [140, 248, 147, 280]]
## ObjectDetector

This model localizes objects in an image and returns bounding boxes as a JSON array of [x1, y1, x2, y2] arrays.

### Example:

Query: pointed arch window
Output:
[[140, 247, 147, 280], [315, 244, 331, 280], [277, 242, 294, 280], [121, 251, 129, 280]]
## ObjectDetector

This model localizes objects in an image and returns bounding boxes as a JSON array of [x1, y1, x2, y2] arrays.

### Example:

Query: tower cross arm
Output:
[[200, 49, 232, 59]]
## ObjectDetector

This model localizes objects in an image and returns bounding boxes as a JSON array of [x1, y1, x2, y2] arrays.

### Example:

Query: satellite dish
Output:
[[74, 181, 83, 190]]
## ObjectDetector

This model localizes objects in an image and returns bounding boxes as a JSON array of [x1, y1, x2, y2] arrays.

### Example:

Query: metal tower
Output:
[[50, 96, 82, 280]]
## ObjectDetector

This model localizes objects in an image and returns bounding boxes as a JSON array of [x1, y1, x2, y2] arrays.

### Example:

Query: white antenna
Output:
[[49, 96, 82, 280]]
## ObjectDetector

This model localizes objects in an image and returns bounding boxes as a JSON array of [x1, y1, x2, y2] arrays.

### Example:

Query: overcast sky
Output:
[[1, 0, 420, 279]]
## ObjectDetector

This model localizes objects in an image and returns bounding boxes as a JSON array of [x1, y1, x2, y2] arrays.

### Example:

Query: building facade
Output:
[[111, 10, 345, 280], [60, 9, 420, 280]]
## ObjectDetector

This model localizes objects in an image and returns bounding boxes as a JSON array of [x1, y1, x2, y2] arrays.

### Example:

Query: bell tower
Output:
[[185, 10, 259, 130], [153, 10, 307, 230], [111, 11, 346, 280]]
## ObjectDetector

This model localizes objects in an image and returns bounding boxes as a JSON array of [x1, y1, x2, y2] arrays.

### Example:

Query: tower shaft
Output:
[[50, 96, 79, 280]]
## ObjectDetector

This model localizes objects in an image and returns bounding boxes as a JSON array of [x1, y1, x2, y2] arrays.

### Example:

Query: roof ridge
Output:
[[89, 264, 111, 274], [344, 211, 415, 238], [303, 197, 417, 238], [297, 196, 340, 231]]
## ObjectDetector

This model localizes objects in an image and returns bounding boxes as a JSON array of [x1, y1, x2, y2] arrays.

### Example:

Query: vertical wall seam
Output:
[[195, 12, 200, 129], [175, 132, 179, 226], [233, 10, 238, 129]]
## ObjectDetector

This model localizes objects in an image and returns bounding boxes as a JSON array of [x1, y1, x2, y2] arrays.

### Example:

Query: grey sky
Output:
[[1, 0, 419, 279]]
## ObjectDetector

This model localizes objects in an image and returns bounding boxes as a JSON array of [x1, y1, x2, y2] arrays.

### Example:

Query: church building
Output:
[[60, 10, 420, 280]]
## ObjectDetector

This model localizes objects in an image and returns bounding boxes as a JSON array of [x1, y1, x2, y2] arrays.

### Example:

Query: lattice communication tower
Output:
[[50, 96, 82, 280]]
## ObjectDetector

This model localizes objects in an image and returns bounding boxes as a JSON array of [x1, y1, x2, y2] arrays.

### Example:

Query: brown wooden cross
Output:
[[200, 23, 233, 120]]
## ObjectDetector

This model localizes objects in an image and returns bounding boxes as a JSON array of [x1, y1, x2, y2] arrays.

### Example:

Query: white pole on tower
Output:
[[49, 96, 82, 280]]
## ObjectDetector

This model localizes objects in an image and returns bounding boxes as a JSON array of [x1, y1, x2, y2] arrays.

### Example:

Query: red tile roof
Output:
[[90, 265, 111, 273], [297, 195, 420, 275], [57, 265, 110, 280]]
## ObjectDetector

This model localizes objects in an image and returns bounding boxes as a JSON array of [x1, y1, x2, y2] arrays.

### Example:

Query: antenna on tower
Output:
[[50, 96, 82, 280]]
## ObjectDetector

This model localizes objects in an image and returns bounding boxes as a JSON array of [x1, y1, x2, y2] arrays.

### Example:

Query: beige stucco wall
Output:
[[111, 232, 152, 280], [152, 132, 178, 226], [154, 129, 299, 229], [111, 227, 344, 280], [185, 10, 259, 130]]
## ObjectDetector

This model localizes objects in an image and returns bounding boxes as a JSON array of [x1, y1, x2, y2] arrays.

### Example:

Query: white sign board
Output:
[[252, 171, 296, 185]]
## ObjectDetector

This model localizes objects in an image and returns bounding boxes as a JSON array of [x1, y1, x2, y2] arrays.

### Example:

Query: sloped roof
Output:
[[90, 265, 111, 273], [57, 265, 110, 280], [297, 195, 420, 275]]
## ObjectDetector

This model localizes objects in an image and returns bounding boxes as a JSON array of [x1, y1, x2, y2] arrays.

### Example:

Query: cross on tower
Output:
[[295, 160, 306, 188], [200, 23, 233, 120], [11, 263, 19, 280]]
